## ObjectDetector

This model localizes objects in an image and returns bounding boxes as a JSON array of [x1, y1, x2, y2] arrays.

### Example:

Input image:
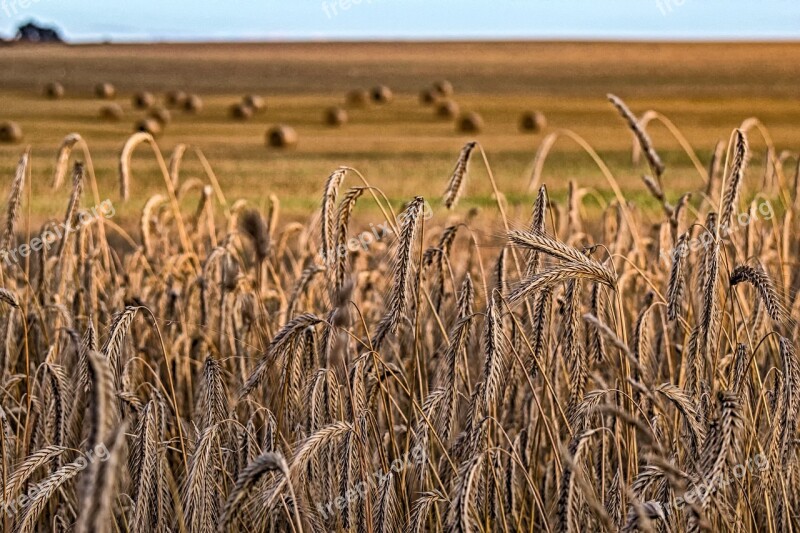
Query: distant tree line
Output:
[[1, 20, 64, 43]]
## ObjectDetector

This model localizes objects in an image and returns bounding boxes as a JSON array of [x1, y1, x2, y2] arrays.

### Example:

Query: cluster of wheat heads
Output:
[[0, 94, 798, 532]]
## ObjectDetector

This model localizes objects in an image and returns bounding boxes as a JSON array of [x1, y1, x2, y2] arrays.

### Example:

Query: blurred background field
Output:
[[1, 40, 799, 222]]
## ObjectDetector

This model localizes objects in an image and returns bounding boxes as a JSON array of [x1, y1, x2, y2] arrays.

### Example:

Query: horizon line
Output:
[[13, 35, 800, 45]]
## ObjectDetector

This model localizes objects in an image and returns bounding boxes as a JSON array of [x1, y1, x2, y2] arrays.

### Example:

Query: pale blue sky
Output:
[[1, 0, 799, 42]]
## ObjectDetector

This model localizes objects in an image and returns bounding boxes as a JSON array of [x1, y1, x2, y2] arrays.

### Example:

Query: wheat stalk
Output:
[[443, 141, 477, 209], [608, 94, 665, 179], [720, 130, 748, 230], [2, 149, 28, 253]]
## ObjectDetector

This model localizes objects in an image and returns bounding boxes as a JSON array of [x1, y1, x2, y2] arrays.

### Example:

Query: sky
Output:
[[1, 0, 799, 42]]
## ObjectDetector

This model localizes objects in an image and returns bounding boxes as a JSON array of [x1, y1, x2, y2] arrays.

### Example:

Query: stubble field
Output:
[[1, 41, 799, 219]]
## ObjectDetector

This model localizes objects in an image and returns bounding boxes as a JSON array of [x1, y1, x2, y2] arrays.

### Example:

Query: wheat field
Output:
[[0, 42, 799, 533]]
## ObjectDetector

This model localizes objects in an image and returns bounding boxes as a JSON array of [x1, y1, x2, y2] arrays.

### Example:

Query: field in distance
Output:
[[0, 40, 799, 223]]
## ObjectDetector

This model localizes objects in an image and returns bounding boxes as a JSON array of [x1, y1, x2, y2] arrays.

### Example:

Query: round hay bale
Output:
[[165, 90, 187, 108], [132, 91, 155, 110], [370, 85, 393, 104], [436, 100, 460, 120], [243, 94, 265, 112], [44, 82, 64, 99], [98, 103, 124, 121], [266, 125, 298, 149], [0, 122, 22, 143], [458, 112, 484, 133], [149, 106, 172, 125], [519, 111, 547, 133], [433, 80, 454, 97], [346, 88, 369, 107], [182, 94, 203, 113], [229, 103, 254, 120], [94, 82, 116, 99], [419, 88, 438, 105], [135, 118, 162, 137], [325, 106, 348, 127]]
